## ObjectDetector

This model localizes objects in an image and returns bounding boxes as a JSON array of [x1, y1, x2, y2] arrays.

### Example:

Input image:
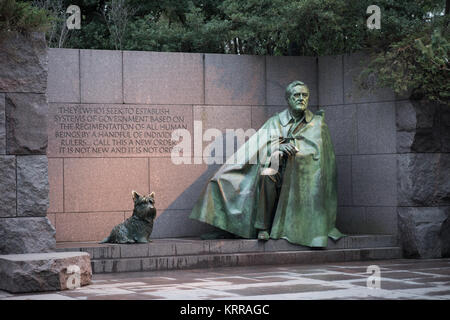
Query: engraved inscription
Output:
[[48, 104, 192, 157]]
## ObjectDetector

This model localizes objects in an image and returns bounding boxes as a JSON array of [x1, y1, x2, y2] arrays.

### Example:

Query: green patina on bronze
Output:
[[100, 191, 156, 244], [190, 80, 344, 247]]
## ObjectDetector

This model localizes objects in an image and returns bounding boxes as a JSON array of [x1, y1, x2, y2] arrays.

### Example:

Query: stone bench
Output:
[[0, 252, 92, 293]]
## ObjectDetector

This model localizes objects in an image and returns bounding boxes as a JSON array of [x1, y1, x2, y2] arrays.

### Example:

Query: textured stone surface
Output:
[[343, 52, 395, 104], [398, 207, 449, 258], [0, 32, 47, 93], [205, 54, 265, 105], [0, 94, 5, 154], [0, 252, 91, 293], [5, 93, 48, 154], [321, 105, 357, 155], [63, 157, 149, 212], [357, 102, 396, 154], [80, 50, 122, 103], [398, 153, 450, 206], [47, 49, 80, 103], [123, 51, 203, 104], [0, 217, 55, 254], [336, 207, 365, 235], [365, 207, 397, 235], [48, 158, 63, 213], [0, 156, 16, 217], [17, 156, 49, 217], [396, 99, 448, 153], [352, 155, 397, 206], [318, 55, 344, 106], [266, 56, 317, 106]]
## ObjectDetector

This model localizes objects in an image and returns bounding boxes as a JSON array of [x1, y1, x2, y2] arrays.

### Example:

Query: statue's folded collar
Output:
[[279, 108, 314, 127]]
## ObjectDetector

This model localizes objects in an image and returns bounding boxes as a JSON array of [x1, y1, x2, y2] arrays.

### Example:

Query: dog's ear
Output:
[[132, 190, 141, 202], [148, 192, 155, 202]]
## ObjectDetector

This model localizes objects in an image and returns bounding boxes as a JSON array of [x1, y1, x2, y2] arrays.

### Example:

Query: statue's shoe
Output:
[[257, 230, 270, 241]]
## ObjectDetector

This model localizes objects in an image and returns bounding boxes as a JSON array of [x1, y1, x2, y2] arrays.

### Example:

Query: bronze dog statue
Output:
[[100, 191, 156, 244]]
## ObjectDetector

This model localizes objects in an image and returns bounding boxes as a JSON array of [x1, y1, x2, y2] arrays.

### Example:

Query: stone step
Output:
[[90, 247, 402, 274], [55, 235, 401, 274], [56, 234, 398, 260]]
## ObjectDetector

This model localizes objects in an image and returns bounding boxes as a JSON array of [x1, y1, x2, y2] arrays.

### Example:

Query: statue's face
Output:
[[288, 85, 309, 112]]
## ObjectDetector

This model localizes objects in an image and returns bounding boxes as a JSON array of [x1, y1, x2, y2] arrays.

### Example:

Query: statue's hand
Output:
[[279, 143, 298, 157]]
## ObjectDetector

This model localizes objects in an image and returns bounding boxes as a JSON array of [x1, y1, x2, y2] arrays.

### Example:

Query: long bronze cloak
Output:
[[189, 108, 344, 247]]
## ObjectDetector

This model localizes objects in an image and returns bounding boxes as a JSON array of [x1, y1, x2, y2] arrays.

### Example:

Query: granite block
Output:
[[266, 56, 317, 106], [352, 155, 397, 206], [321, 105, 357, 155], [0, 32, 47, 93], [343, 52, 395, 104], [16, 155, 49, 217], [0, 94, 5, 154], [397, 153, 450, 206], [47, 48, 80, 103], [80, 50, 122, 103], [0, 156, 16, 217], [357, 102, 396, 154], [0, 217, 55, 254], [48, 158, 63, 213], [55, 212, 125, 242], [365, 207, 397, 235], [123, 51, 203, 104], [318, 55, 344, 106], [5, 93, 48, 154], [335, 207, 366, 235], [336, 155, 352, 206], [63, 157, 149, 212], [149, 158, 218, 210], [205, 54, 265, 105]]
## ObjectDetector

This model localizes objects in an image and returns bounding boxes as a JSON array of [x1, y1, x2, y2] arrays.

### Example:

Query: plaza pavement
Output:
[[0, 258, 449, 300]]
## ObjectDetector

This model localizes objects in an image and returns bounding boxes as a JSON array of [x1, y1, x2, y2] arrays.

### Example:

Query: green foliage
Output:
[[0, 0, 51, 33], [361, 17, 450, 105]]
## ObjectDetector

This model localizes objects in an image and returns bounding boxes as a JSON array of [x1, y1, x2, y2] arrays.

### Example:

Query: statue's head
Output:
[[285, 80, 309, 113]]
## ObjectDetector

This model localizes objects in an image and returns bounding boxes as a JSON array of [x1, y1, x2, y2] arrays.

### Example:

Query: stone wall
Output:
[[0, 32, 55, 254], [47, 49, 402, 243], [318, 52, 398, 238], [396, 100, 450, 258], [40, 48, 404, 246]]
